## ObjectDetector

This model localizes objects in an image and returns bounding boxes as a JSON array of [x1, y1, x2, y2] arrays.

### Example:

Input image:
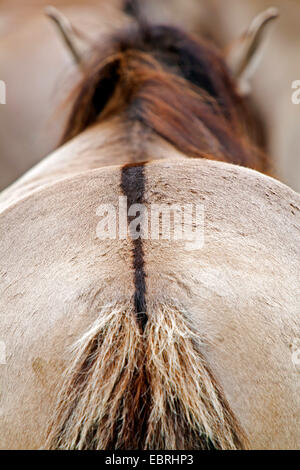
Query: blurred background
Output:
[[0, 0, 300, 191]]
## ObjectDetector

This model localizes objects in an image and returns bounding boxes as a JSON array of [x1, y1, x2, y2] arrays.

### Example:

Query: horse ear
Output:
[[45, 6, 86, 67], [225, 7, 279, 95]]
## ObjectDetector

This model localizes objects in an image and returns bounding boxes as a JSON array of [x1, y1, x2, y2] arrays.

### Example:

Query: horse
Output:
[[0, 8, 299, 450]]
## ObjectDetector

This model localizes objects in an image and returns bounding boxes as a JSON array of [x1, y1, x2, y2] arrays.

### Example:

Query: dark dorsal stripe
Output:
[[121, 163, 147, 331], [123, 0, 143, 19]]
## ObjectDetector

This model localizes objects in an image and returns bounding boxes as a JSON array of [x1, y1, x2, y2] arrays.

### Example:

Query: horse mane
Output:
[[61, 22, 268, 172]]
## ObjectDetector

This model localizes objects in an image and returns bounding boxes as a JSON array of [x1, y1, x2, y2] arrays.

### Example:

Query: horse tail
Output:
[[46, 303, 249, 449]]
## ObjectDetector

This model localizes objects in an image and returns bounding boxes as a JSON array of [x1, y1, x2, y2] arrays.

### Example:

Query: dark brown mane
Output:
[[62, 22, 268, 172]]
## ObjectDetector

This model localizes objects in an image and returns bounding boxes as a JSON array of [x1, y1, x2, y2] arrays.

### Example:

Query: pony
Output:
[[0, 4, 299, 450]]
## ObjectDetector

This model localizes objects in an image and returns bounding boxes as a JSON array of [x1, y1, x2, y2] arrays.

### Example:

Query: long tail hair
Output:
[[45, 303, 249, 450]]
